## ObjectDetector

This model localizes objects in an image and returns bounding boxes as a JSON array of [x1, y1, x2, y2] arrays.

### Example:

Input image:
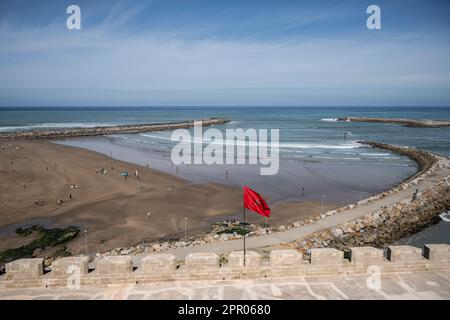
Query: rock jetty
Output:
[[290, 142, 450, 255], [337, 117, 450, 128], [0, 118, 230, 141]]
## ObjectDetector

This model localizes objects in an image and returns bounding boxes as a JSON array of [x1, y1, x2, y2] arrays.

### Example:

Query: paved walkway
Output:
[[1, 272, 449, 300], [134, 162, 449, 261]]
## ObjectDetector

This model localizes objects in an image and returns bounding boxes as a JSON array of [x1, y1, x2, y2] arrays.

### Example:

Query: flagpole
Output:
[[243, 201, 246, 267]]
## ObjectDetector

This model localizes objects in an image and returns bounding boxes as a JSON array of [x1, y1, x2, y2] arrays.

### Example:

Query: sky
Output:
[[0, 0, 449, 107]]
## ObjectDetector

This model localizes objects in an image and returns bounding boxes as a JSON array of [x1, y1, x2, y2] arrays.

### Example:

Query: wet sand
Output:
[[0, 140, 335, 255], [57, 135, 418, 204]]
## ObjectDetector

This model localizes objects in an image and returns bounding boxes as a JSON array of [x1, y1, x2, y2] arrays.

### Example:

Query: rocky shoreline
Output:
[[83, 141, 449, 264], [337, 117, 450, 128], [0, 118, 230, 140], [291, 142, 450, 255]]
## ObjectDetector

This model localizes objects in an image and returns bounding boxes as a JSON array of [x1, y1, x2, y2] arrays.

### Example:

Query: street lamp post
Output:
[[84, 230, 88, 256], [184, 217, 188, 242], [321, 195, 325, 214]]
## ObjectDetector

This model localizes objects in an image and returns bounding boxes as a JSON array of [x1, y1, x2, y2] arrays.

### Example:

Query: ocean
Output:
[[1, 106, 449, 155], [1, 106, 449, 244]]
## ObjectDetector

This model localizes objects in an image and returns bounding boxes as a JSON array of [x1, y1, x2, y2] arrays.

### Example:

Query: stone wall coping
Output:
[[1, 244, 449, 289]]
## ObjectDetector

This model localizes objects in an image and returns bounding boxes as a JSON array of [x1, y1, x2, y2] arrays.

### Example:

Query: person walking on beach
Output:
[[412, 189, 419, 201], [69, 194, 72, 200], [225, 170, 229, 180], [135, 170, 139, 180]]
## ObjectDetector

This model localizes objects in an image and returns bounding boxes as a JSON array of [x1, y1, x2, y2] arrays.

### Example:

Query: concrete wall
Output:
[[1, 244, 449, 289]]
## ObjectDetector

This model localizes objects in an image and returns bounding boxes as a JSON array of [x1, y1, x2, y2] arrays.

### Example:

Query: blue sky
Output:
[[0, 0, 449, 106]]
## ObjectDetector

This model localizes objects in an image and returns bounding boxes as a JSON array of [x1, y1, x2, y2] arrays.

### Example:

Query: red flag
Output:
[[243, 186, 271, 217]]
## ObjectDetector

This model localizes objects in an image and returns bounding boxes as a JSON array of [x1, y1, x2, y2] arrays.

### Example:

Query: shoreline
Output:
[[56, 134, 416, 204], [0, 131, 447, 264], [0, 118, 229, 140], [337, 117, 450, 128], [0, 138, 338, 264], [92, 141, 449, 260], [0, 134, 448, 292], [111, 141, 450, 264]]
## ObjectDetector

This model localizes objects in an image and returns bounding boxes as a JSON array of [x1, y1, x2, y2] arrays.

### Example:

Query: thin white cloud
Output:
[[0, 1, 449, 106]]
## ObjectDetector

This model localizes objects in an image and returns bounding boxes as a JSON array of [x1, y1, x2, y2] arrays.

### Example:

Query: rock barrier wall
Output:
[[337, 117, 450, 128], [0, 245, 449, 289], [292, 142, 450, 253], [0, 118, 230, 140]]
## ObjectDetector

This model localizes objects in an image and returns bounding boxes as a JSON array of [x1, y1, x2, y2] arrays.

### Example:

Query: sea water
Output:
[[1, 106, 449, 243]]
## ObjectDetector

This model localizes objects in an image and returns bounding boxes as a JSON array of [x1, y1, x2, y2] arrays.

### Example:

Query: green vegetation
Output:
[[15, 226, 36, 236], [217, 226, 250, 236], [0, 225, 80, 264]]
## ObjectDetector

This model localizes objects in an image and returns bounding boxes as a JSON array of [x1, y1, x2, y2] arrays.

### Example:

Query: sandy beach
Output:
[[0, 140, 335, 256]]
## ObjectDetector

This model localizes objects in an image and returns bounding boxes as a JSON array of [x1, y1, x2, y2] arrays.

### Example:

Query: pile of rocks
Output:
[[0, 118, 230, 141], [292, 174, 450, 255], [276, 141, 449, 234], [94, 220, 267, 260]]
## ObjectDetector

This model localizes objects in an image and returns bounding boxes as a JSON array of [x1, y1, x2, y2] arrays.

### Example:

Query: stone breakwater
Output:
[[0, 118, 230, 140], [290, 142, 450, 254], [337, 117, 450, 128], [0, 244, 449, 289]]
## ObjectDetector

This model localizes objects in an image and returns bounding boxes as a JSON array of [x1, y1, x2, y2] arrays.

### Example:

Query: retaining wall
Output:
[[0, 244, 449, 289]]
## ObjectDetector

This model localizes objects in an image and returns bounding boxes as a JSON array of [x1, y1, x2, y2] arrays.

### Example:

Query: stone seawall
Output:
[[291, 141, 450, 254], [362, 141, 437, 178], [337, 117, 450, 128], [0, 244, 449, 289], [0, 118, 230, 140]]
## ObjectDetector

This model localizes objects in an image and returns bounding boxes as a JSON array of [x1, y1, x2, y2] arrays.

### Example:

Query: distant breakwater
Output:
[[0, 118, 230, 140], [337, 117, 450, 128]]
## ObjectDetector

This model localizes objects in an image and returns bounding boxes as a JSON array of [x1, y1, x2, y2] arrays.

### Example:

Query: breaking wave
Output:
[[440, 211, 450, 222], [321, 118, 338, 122]]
